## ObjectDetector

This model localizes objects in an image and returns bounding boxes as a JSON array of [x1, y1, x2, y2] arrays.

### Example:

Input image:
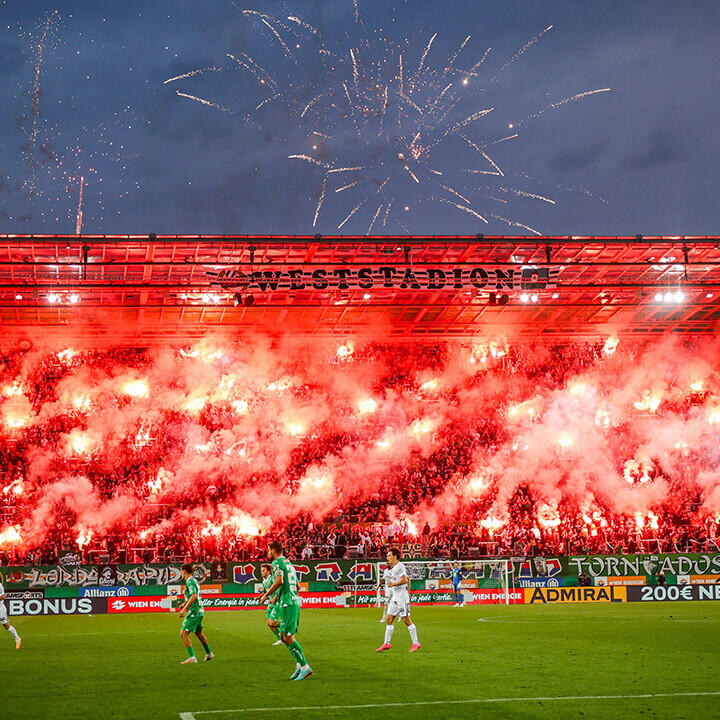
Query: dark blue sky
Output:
[[1, 0, 718, 235]]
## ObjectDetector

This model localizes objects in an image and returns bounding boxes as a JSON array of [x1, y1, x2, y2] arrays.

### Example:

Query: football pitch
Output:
[[3, 602, 719, 720]]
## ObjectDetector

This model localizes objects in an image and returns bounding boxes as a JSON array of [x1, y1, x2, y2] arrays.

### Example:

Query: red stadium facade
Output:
[[0, 234, 718, 343]]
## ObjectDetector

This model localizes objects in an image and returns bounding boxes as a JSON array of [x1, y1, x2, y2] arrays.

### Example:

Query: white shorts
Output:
[[0, 605, 7, 625], [387, 597, 411, 618]]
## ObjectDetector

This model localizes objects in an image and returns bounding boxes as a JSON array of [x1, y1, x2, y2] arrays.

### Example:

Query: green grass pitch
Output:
[[3, 602, 719, 720]]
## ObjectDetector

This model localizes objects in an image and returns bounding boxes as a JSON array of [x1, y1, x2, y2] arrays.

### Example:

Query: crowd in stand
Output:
[[1, 341, 719, 566]]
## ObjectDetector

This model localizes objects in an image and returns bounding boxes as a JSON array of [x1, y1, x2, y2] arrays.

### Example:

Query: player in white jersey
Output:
[[377, 566, 394, 623], [376, 547, 420, 653], [0, 574, 21, 649]]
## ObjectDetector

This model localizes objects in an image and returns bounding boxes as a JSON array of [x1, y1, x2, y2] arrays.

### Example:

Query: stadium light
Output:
[[706, 293, 714, 299], [654, 292, 663, 302], [15, 294, 22, 300], [520, 293, 530, 303], [663, 292, 673, 303], [233, 294, 242, 307], [363, 293, 371, 300], [674, 290, 684, 303], [69, 293, 79, 304], [47, 293, 59, 304], [530, 294, 538, 303]]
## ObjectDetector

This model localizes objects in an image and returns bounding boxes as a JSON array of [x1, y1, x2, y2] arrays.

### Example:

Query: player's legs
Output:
[[179, 628, 197, 663], [2, 621, 21, 649], [267, 616, 282, 643], [402, 614, 421, 651], [280, 607, 311, 680], [194, 627, 214, 660], [376, 613, 396, 650]]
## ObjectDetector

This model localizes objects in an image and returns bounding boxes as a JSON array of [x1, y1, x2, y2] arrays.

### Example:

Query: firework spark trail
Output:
[[516, 88, 612, 125], [335, 180, 360, 193], [466, 47, 492, 77], [352, 0, 361, 24], [382, 201, 393, 227], [164, 66, 223, 84], [399, 54, 404, 95], [438, 198, 488, 223], [447, 35, 471, 70], [507, 188, 557, 204], [176, 91, 232, 113], [326, 165, 365, 174], [490, 213, 542, 235], [493, 24, 553, 79], [256, 15, 296, 60], [416, 32, 437, 78], [438, 182, 472, 206], [287, 15, 321, 36], [313, 178, 327, 227], [227, 53, 278, 90], [367, 203, 383, 234], [27, 10, 59, 183], [338, 177, 388, 228], [459, 135, 505, 176], [288, 154, 328, 169], [350, 48, 360, 88]]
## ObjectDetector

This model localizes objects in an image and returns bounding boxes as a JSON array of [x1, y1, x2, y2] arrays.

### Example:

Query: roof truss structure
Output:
[[0, 234, 718, 344]]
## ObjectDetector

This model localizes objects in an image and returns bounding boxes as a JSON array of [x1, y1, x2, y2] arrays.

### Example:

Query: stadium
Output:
[[0, 233, 719, 719]]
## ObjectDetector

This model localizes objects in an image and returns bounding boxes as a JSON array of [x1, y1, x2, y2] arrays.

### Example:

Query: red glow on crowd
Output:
[[0, 336, 719, 564]]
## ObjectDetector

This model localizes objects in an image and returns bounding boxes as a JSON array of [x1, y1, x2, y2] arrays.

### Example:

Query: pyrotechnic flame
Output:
[[480, 516, 504, 532], [556, 432, 574, 449], [286, 420, 306, 437], [56, 349, 78, 362], [357, 397, 378, 415], [690, 381, 704, 393], [707, 407, 720, 426], [72, 394, 91, 411], [602, 337, 619, 356], [231, 399, 249, 415], [3, 381, 24, 398], [122, 379, 149, 399], [0, 525, 21, 547], [229, 512, 262, 537], [336, 342, 354, 360], [538, 504, 561, 528], [184, 397, 207, 414], [410, 418, 435, 437], [420, 379, 439, 392], [567, 381, 587, 396], [76, 527, 94, 548], [68, 431, 92, 456], [4, 415, 28, 430], [467, 475, 488, 496], [633, 390, 662, 414]]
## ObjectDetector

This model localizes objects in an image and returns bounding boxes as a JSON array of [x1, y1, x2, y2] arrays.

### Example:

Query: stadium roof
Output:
[[0, 234, 718, 343]]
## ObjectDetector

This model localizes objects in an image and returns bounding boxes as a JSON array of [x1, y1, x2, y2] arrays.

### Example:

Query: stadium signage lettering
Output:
[[526, 587, 626, 604], [78, 586, 133, 598], [567, 554, 720, 578], [207, 266, 559, 292], [628, 584, 720, 602], [8, 597, 104, 616]]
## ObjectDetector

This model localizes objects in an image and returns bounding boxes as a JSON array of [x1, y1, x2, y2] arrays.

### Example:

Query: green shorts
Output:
[[279, 604, 300, 636], [182, 613, 204, 633], [266, 603, 281, 622]]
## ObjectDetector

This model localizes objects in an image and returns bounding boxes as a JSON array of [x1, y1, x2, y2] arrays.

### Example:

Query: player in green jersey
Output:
[[259, 541, 313, 681], [177, 563, 214, 664], [260, 563, 283, 646]]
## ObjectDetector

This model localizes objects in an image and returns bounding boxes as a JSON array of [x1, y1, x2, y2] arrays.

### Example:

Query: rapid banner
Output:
[[5, 554, 720, 589], [525, 587, 627, 604], [3, 563, 213, 589]]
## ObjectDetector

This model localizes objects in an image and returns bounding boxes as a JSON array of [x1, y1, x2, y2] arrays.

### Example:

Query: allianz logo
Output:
[[84, 587, 131, 597]]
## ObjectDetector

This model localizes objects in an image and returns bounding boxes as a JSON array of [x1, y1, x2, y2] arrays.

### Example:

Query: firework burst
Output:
[[169, 1, 610, 233]]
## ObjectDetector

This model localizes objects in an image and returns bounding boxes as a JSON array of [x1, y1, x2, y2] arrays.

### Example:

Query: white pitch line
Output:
[[182, 691, 720, 717]]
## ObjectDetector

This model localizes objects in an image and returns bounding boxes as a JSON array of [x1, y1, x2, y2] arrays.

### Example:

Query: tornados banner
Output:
[[206, 265, 560, 293]]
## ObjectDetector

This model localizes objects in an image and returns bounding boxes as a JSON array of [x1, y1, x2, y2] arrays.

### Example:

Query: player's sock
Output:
[[187, 646, 195, 659], [407, 623, 419, 644], [201, 641, 211, 654], [288, 640, 307, 666], [384, 624, 395, 644], [7, 625, 19, 642], [271, 626, 282, 640]]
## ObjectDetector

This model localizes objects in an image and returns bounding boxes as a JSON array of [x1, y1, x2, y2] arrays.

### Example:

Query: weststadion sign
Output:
[[206, 265, 560, 293]]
